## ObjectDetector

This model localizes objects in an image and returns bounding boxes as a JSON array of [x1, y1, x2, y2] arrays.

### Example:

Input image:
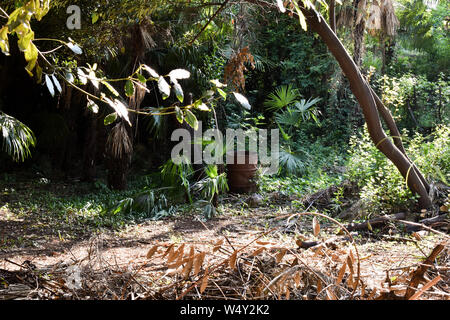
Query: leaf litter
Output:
[[0, 195, 449, 300]]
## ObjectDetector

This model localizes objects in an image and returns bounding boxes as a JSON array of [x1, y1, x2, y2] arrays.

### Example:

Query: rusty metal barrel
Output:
[[226, 151, 258, 194]]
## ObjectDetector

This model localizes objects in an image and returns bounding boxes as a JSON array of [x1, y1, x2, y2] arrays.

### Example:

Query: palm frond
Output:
[[294, 97, 322, 123], [275, 108, 302, 128], [106, 188, 176, 219], [0, 112, 36, 162], [274, 97, 321, 129], [106, 122, 132, 159], [279, 146, 308, 176], [160, 158, 194, 202], [193, 164, 228, 202], [264, 84, 300, 111]]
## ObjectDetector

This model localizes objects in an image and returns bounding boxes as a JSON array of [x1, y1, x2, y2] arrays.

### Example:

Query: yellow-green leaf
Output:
[[173, 82, 184, 103], [124, 80, 135, 97], [217, 88, 227, 100], [24, 43, 38, 63], [25, 57, 36, 76], [0, 26, 10, 55], [104, 112, 117, 126], [92, 12, 99, 24], [35, 64, 42, 83], [184, 109, 198, 130], [175, 106, 184, 123], [101, 80, 120, 96]]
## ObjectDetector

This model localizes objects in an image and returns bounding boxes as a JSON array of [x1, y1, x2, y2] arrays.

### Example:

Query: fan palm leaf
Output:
[[264, 84, 300, 111], [0, 112, 36, 162], [279, 146, 307, 175]]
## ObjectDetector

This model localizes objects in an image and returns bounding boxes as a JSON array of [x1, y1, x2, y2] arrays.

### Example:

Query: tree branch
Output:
[[188, 0, 230, 45]]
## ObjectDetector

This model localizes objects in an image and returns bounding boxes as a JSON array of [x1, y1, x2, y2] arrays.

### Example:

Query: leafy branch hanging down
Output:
[[0, 1, 254, 137]]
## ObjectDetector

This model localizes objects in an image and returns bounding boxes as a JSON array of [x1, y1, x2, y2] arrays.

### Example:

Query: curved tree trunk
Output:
[[369, 86, 430, 192], [300, 7, 431, 208]]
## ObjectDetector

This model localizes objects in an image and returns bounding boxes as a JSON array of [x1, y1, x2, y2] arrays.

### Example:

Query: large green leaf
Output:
[[175, 106, 184, 123], [101, 80, 120, 96], [104, 112, 118, 126], [124, 79, 135, 97], [264, 84, 300, 111]]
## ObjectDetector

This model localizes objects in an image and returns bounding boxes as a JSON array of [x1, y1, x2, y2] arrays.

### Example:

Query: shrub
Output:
[[346, 124, 449, 215]]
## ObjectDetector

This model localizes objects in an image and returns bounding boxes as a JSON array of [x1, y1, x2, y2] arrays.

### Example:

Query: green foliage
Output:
[[105, 188, 176, 220], [0, 112, 36, 162], [278, 145, 310, 176], [372, 72, 449, 128], [160, 158, 194, 202], [192, 164, 228, 219], [407, 125, 450, 185], [346, 124, 450, 214], [347, 127, 416, 215], [194, 165, 228, 202], [259, 169, 343, 198], [0, 176, 161, 234], [264, 84, 301, 112], [261, 84, 322, 176], [0, 0, 50, 76], [274, 97, 321, 131], [397, 0, 449, 77]]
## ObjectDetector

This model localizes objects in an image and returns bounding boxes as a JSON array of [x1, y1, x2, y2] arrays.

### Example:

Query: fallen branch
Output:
[[346, 212, 449, 237], [297, 236, 351, 249], [404, 243, 446, 300], [405, 214, 449, 233], [346, 212, 407, 232], [398, 218, 450, 239]]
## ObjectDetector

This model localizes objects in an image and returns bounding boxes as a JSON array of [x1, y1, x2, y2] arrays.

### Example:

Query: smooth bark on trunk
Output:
[[369, 86, 430, 192], [300, 7, 431, 208]]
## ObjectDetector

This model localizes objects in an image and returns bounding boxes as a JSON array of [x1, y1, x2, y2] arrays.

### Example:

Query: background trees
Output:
[[0, 0, 448, 213]]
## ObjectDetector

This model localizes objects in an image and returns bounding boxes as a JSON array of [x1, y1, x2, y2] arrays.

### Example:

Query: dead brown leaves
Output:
[[223, 46, 255, 92]]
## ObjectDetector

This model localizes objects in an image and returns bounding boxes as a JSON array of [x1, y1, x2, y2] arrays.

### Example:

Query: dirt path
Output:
[[1, 203, 448, 300]]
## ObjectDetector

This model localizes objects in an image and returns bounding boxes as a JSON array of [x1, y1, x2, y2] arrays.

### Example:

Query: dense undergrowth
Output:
[[1, 124, 448, 247]]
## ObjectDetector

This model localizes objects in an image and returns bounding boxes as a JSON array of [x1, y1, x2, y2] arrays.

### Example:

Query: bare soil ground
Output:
[[0, 183, 449, 300]]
